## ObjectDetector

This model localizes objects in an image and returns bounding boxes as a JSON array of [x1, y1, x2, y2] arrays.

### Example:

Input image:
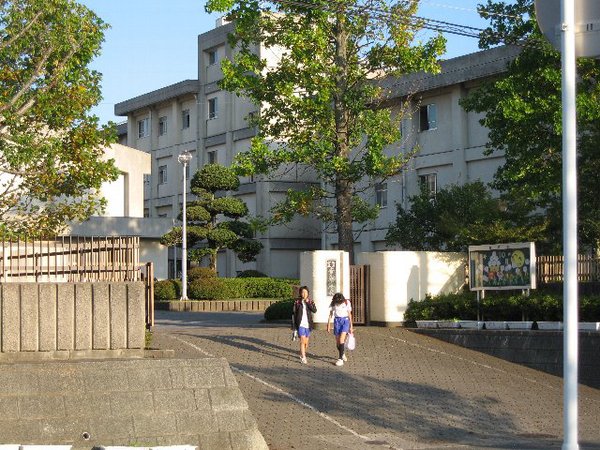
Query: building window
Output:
[[143, 174, 151, 184], [158, 165, 168, 185], [207, 151, 216, 164], [182, 109, 190, 129], [144, 208, 149, 218], [419, 173, 437, 197], [159, 116, 168, 136], [375, 183, 388, 208], [419, 104, 437, 132], [208, 98, 218, 120], [138, 118, 149, 138], [208, 50, 217, 65]]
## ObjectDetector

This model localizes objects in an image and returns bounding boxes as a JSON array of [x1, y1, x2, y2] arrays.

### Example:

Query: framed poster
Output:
[[469, 242, 536, 291]]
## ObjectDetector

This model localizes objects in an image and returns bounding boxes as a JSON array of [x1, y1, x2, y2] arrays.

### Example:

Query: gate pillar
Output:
[[299, 251, 350, 329]]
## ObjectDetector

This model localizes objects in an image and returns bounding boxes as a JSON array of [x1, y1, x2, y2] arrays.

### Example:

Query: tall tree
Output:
[[205, 0, 445, 262], [0, 0, 118, 238], [160, 164, 262, 272], [461, 0, 600, 252]]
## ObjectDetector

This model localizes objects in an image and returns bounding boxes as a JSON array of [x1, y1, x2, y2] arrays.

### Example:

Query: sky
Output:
[[79, 0, 492, 125]]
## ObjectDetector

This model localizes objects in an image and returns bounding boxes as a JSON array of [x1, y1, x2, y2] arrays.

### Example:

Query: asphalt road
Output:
[[151, 310, 600, 450]]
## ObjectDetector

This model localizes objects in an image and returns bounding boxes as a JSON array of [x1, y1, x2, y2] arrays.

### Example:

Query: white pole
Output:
[[179, 152, 192, 300], [561, 0, 578, 448]]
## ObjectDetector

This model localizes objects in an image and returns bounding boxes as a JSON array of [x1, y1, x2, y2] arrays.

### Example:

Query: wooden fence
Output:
[[537, 254, 600, 283], [0, 236, 141, 283]]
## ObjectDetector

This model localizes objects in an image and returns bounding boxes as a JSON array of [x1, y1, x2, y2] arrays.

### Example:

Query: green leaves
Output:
[[161, 163, 262, 270], [0, 0, 117, 238], [462, 0, 600, 252], [386, 182, 549, 252], [215, 0, 445, 256]]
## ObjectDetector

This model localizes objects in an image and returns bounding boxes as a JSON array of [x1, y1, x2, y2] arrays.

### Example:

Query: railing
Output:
[[537, 254, 600, 283], [0, 236, 141, 282]]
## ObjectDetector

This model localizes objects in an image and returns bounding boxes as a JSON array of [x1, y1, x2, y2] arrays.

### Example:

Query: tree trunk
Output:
[[333, 11, 354, 264], [209, 250, 217, 273]]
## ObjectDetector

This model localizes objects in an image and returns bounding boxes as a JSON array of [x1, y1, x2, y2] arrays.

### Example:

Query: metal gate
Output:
[[350, 265, 370, 325]]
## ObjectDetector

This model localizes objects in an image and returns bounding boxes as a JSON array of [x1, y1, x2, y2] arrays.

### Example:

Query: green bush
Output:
[[264, 298, 294, 321], [404, 289, 600, 322], [188, 267, 217, 281], [237, 270, 268, 278], [188, 278, 235, 300], [187, 277, 293, 300], [154, 279, 180, 301]]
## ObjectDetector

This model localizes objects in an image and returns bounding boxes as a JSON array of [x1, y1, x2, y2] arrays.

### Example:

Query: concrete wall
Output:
[[0, 358, 268, 448], [412, 329, 600, 390], [0, 282, 145, 355], [300, 250, 350, 326], [357, 251, 466, 326]]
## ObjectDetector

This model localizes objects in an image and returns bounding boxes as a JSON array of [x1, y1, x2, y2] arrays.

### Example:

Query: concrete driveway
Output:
[[152, 310, 600, 450]]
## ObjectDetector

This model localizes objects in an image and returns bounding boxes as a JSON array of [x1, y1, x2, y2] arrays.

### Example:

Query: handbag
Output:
[[345, 332, 356, 351]]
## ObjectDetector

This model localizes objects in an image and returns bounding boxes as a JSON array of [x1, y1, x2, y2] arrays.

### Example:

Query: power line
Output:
[[265, 0, 484, 38]]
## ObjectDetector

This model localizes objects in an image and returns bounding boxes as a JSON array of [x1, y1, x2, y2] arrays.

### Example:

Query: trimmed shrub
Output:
[[237, 270, 268, 278], [187, 277, 294, 300], [154, 279, 179, 301], [188, 278, 236, 300], [404, 289, 600, 322], [264, 298, 294, 321], [188, 267, 217, 282]]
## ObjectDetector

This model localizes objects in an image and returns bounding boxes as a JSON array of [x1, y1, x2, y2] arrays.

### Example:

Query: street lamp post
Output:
[[178, 151, 193, 300]]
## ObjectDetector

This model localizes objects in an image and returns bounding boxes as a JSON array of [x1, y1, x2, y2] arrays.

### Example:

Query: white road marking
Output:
[[168, 334, 404, 449]]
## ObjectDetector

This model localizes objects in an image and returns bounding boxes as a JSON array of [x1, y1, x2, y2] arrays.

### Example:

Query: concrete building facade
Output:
[[115, 17, 520, 278], [115, 20, 321, 279]]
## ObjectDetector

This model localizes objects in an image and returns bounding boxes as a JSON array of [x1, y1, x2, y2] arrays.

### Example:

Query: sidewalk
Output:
[[153, 310, 600, 450]]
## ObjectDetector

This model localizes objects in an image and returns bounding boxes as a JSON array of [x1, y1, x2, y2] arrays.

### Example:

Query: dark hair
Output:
[[299, 285, 309, 295], [330, 292, 346, 306]]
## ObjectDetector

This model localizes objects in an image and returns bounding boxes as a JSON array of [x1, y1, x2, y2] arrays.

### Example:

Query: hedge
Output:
[[187, 277, 294, 300], [404, 290, 600, 323]]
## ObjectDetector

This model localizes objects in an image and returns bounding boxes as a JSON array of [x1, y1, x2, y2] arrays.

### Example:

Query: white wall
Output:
[[299, 250, 350, 326], [356, 251, 466, 325]]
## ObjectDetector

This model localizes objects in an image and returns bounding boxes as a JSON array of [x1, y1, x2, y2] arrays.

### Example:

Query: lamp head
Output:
[[178, 152, 193, 165]]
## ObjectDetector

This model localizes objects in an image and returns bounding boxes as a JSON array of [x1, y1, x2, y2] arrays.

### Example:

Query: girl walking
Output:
[[291, 286, 317, 364], [326, 292, 354, 366]]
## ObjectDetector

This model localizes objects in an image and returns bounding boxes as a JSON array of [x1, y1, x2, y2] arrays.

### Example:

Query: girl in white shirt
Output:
[[326, 292, 354, 366]]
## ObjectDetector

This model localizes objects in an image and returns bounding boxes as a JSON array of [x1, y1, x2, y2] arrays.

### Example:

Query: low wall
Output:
[[0, 282, 145, 356], [357, 251, 466, 325], [156, 299, 280, 312], [0, 358, 268, 449], [411, 329, 600, 389]]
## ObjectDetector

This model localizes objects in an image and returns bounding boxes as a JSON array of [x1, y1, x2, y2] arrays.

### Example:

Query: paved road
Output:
[[152, 310, 600, 450]]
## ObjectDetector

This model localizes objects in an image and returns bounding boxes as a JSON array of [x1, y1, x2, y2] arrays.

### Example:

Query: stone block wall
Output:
[[0, 358, 268, 449], [0, 282, 145, 355], [412, 329, 600, 389]]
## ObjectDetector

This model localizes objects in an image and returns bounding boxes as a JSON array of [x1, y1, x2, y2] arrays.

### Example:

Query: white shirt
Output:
[[299, 302, 309, 328], [330, 301, 351, 318]]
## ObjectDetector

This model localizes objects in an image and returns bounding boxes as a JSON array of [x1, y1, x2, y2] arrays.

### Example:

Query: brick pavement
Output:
[[152, 311, 600, 450]]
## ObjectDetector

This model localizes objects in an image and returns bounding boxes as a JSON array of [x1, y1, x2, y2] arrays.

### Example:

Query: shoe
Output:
[[335, 359, 344, 366], [342, 354, 348, 362], [300, 356, 307, 364]]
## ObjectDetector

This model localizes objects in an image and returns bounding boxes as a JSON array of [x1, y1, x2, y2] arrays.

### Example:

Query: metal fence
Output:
[[0, 236, 141, 283], [537, 254, 600, 283]]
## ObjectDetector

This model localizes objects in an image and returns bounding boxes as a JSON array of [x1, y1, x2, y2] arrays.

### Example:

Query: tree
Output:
[[461, 0, 600, 252], [0, 0, 119, 238], [385, 181, 548, 252], [205, 0, 445, 262], [160, 164, 263, 272]]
